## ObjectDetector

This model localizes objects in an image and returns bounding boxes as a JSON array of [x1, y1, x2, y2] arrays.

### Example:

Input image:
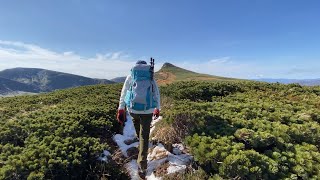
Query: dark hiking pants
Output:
[[130, 113, 153, 171]]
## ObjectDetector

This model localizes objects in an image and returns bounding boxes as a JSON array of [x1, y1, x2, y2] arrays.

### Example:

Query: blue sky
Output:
[[0, 0, 320, 79]]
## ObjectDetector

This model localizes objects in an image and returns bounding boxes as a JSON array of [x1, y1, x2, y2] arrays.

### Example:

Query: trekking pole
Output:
[[150, 57, 157, 121], [150, 57, 155, 80]]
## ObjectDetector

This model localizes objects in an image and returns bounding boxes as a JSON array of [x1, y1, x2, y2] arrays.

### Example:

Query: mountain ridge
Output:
[[0, 77, 40, 95], [103, 62, 236, 84], [0, 67, 114, 95], [2, 63, 318, 96], [110, 76, 127, 83], [155, 62, 236, 85]]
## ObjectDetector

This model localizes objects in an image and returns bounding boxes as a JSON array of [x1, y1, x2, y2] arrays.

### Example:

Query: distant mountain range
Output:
[[115, 64, 320, 86], [110, 76, 127, 83], [255, 78, 320, 86], [0, 68, 114, 96], [1, 65, 318, 96], [106, 62, 237, 85], [0, 63, 239, 96]]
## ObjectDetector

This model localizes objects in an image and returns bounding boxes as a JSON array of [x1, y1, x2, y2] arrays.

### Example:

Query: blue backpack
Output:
[[124, 64, 157, 111]]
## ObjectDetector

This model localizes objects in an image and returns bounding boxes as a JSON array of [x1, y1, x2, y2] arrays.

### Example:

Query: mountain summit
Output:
[[105, 62, 236, 85], [159, 62, 196, 73], [161, 62, 176, 69], [156, 62, 235, 85]]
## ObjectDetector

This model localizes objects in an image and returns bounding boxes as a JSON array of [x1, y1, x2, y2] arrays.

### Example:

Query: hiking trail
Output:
[[110, 113, 194, 179]]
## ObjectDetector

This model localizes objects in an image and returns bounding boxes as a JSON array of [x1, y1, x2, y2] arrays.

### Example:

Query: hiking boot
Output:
[[126, 146, 139, 159]]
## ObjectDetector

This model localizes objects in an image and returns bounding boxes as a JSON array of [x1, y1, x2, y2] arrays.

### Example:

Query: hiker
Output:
[[117, 59, 161, 178]]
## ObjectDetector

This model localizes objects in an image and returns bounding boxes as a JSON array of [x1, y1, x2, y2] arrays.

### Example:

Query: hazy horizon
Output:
[[1, 65, 320, 81]]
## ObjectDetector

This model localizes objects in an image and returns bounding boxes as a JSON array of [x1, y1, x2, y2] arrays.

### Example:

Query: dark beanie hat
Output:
[[136, 60, 147, 65]]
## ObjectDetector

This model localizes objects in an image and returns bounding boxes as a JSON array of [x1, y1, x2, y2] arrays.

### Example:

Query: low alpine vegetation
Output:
[[157, 81, 320, 179], [1, 81, 320, 179], [0, 84, 127, 179]]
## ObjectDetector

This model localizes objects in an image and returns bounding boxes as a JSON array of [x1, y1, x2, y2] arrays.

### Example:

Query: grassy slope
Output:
[[155, 63, 237, 85]]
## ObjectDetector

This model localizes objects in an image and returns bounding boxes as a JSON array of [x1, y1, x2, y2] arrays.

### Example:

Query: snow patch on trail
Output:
[[123, 114, 137, 138], [113, 115, 139, 157], [112, 113, 193, 180], [125, 160, 140, 180], [113, 134, 139, 157], [172, 144, 185, 155], [150, 116, 162, 134], [167, 164, 186, 174]]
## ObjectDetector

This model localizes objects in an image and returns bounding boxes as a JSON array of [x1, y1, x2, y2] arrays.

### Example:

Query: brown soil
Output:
[[156, 72, 176, 85], [154, 161, 170, 177]]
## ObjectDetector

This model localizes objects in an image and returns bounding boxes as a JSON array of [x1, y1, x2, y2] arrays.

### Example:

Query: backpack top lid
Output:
[[136, 60, 147, 65], [131, 64, 152, 81]]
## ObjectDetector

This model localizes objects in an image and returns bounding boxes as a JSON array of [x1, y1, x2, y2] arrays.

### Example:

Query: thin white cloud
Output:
[[0, 41, 266, 80], [1, 40, 314, 80], [209, 56, 231, 64], [0, 40, 135, 79]]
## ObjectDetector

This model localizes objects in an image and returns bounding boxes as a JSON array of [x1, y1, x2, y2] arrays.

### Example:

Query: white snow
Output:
[[146, 172, 160, 180], [123, 115, 138, 138], [111, 113, 193, 180], [168, 153, 193, 166], [167, 164, 187, 174], [113, 134, 139, 157], [172, 148, 182, 155], [147, 143, 193, 176], [172, 143, 185, 155], [113, 115, 139, 157], [103, 150, 111, 156], [147, 156, 167, 175], [150, 116, 162, 134], [125, 160, 140, 180]]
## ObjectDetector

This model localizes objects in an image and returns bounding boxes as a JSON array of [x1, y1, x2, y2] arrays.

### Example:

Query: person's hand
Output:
[[153, 108, 160, 119], [117, 109, 126, 125]]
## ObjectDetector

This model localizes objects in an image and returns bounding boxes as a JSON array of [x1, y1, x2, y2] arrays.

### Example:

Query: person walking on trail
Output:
[[117, 59, 161, 179]]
